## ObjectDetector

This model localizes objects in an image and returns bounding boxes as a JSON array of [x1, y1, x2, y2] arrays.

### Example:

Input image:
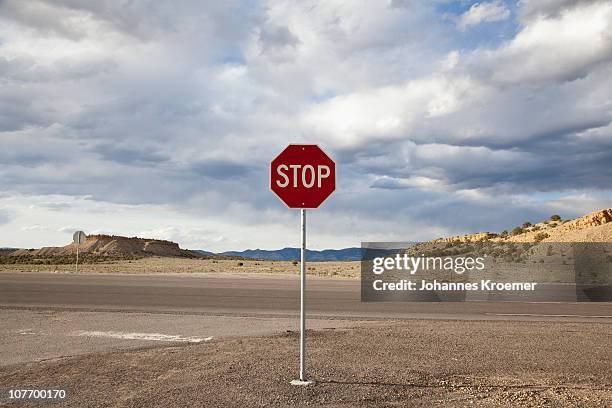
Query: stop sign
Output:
[[270, 144, 336, 208]]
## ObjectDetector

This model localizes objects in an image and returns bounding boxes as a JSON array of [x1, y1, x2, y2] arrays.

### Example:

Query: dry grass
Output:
[[0, 257, 361, 279]]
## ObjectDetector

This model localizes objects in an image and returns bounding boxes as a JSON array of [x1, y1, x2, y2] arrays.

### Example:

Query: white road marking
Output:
[[487, 313, 612, 319], [75, 331, 213, 343]]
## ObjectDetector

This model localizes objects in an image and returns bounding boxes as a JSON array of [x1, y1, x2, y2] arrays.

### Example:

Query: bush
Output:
[[522, 221, 532, 228], [534, 232, 549, 242], [511, 227, 524, 236], [500, 230, 508, 237], [292, 260, 298, 266], [237, 262, 244, 266], [550, 214, 561, 221]]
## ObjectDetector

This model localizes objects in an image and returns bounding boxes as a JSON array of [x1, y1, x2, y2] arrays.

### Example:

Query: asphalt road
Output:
[[1, 272, 611, 370], [1, 272, 611, 322]]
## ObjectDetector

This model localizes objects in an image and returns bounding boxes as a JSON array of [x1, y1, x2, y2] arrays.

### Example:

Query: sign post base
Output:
[[290, 379, 316, 387]]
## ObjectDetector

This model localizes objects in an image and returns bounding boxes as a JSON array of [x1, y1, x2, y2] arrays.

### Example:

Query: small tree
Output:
[[550, 214, 561, 221]]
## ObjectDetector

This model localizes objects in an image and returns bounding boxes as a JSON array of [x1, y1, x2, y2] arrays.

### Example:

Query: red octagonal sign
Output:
[[270, 144, 336, 208]]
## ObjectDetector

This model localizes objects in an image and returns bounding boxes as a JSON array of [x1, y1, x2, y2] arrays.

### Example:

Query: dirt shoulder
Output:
[[1, 320, 610, 407]]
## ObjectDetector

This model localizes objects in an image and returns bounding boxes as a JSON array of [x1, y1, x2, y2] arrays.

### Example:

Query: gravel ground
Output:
[[0, 309, 374, 367], [1, 320, 610, 407]]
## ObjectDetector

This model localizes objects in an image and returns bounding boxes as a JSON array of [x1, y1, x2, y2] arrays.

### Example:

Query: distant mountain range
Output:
[[195, 247, 362, 261], [199, 208, 612, 261]]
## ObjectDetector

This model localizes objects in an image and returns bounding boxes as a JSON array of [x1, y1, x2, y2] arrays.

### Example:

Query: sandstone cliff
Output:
[[10, 235, 201, 258]]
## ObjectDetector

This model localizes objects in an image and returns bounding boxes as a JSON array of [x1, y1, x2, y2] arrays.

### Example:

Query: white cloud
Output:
[[20, 224, 49, 232], [57, 226, 78, 233], [458, 1, 511, 30], [475, 1, 612, 84], [301, 74, 488, 148]]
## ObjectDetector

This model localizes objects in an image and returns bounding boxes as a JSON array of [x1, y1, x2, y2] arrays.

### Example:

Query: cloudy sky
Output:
[[1, 0, 611, 251]]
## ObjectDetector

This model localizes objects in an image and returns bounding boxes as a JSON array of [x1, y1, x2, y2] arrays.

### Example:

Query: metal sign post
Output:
[[269, 144, 336, 386], [299, 208, 306, 382], [73, 231, 86, 273]]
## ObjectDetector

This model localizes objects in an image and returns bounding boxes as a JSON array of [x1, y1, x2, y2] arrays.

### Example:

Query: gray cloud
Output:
[[0, 0, 611, 248], [518, 0, 602, 22], [0, 210, 9, 225], [259, 25, 300, 50], [0, 92, 52, 131], [91, 144, 170, 166], [190, 160, 254, 180], [0, 0, 87, 40]]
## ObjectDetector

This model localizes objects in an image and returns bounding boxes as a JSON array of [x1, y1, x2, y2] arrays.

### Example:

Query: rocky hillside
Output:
[[433, 232, 497, 244], [435, 208, 612, 244], [0, 248, 18, 256], [9, 235, 202, 259]]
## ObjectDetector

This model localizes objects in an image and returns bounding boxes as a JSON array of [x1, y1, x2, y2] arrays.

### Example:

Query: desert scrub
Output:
[[511, 227, 524, 236], [0, 254, 144, 265]]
